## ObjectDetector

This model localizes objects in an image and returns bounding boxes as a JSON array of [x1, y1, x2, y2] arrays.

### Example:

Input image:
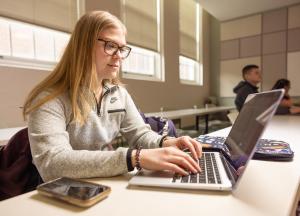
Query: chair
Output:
[[0, 128, 42, 200], [175, 128, 200, 138], [198, 99, 232, 133]]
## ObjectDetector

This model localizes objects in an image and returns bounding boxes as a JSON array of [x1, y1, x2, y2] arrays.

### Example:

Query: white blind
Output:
[[0, 0, 78, 32], [123, 0, 158, 51], [179, 0, 198, 59]]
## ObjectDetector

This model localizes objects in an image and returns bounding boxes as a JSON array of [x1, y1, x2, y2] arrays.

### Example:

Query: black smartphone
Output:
[[37, 177, 111, 207]]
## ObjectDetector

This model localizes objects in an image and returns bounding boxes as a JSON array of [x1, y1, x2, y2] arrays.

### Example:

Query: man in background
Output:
[[233, 64, 261, 111]]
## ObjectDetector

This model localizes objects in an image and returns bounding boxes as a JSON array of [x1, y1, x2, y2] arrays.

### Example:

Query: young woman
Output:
[[23, 11, 202, 182], [272, 79, 300, 114]]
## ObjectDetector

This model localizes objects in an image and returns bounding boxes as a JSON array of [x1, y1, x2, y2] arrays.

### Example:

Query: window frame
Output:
[[0, 0, 85, 71], [120, 0, 165, 82], [0, 16, 70, 71], [179, 1, 203, 86], [179, 55, 203, 86]]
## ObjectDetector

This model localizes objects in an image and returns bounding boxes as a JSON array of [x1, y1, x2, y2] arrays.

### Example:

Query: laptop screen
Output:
[[224, 89, 284, 185]]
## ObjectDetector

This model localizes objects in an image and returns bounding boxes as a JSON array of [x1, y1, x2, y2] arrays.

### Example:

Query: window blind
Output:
[[123, 0, 158, 51], [0, 0, 78, 32], [179, 0, 198, 59]]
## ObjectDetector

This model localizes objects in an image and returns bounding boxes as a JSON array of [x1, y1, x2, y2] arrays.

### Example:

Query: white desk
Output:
[[0, 116, 299, 216], [145, 106, 235, 133]]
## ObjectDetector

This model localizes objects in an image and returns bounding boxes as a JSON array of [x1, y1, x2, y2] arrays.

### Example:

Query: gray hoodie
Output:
[[28, 84, 162, 182]]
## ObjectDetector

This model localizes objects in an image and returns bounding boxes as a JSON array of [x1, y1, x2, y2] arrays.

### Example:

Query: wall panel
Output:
[[220, 57, 260, 97]]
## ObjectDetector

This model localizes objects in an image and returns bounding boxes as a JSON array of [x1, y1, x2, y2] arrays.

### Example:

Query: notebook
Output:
[[196, 136, 294, 161], [129, 89, 284, 191]]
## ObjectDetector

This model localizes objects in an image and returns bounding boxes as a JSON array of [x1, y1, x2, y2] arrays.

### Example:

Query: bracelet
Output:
[[159, 135, 168, 148], [135, 145, 142, 171], [126, 148, 134, 172], [159, 135, 175, 148]]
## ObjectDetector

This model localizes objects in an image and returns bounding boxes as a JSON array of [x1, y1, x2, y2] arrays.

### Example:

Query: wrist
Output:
[[160, 136, 176, 147], [131, 147, 143, 171], [135, 146, 142, 170], [131, 149, 137, 168]]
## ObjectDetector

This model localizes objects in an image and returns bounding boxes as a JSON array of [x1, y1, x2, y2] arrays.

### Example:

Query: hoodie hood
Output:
[[233, 81, 259, 93], [233, 81, 247, 93]]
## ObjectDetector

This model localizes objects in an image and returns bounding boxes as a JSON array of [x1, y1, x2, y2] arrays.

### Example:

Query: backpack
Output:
[[139, 112, 177, 137]]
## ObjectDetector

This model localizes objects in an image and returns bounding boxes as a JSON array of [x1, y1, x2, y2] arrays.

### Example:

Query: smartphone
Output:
[[37, 177, 111, 207]]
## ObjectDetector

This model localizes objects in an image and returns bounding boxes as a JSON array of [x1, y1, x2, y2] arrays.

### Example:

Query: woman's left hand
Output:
[[162, 136, 202, 161]]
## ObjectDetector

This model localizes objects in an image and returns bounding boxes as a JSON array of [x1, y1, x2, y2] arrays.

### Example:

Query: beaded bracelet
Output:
[[135, 145, 142, 171]]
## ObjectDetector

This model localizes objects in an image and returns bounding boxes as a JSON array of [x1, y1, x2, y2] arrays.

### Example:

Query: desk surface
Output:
[[1, 116, 299, 216], [145, 106, 235, 120]]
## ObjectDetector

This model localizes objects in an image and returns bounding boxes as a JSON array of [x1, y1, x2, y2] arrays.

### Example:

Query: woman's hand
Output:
[[136, 147, 201, 176], [162, 136, 202, 161], [290, 106, 300, 114], [281, 98, 293, 107]]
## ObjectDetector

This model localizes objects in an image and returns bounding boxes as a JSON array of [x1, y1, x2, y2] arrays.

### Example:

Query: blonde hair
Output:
[[23, 11, 126, 124]]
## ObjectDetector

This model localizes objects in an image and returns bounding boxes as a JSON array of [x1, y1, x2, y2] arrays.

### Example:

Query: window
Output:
[[10, 21, 35, 59], [0, 17, 70, 70], [121, 0, 164, 81], [54, 32, 71, 62], [122, 45, 159, 76], [0, 0, 84, 70], [34, 28, 55, 61], [0, 0, 79, 32], [179, 0, 203, 85], [179, 56, 201, 81], [0, 19, 11, 56]]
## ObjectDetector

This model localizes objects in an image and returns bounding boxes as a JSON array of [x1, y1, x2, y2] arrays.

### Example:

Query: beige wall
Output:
[[216, 3, 300, 105], [0, 66, 50, 128], [209, 15, 220, 99], [0, 0, 211, 128]]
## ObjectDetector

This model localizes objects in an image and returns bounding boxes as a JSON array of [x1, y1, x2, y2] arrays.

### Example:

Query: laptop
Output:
[[129, 89, 284, 191]]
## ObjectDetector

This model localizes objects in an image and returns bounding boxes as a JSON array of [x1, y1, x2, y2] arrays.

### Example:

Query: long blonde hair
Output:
[[23, 11, 126, 124]]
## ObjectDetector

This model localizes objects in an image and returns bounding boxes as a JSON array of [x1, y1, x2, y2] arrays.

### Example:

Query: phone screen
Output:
[[39, 177, 110, 200]]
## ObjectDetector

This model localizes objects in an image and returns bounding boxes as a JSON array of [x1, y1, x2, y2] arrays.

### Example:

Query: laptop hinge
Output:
[[220, 153, 237, 185]]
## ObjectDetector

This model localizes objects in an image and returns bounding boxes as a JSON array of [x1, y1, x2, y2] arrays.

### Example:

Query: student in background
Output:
[[23, 11, 201, 182], [271, 79, 300, 114], [233, 64, 261, 111]]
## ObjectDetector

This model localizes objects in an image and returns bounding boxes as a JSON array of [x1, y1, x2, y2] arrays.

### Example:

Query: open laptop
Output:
[[129, 89, 284, 191]]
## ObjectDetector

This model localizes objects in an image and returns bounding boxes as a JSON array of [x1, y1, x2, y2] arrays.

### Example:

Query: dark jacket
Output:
[[233, 81, 259, 111], [275, 106, 290, 115]]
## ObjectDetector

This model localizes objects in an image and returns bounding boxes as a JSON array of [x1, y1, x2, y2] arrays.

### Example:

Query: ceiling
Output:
[[198, 0, 300, 21]]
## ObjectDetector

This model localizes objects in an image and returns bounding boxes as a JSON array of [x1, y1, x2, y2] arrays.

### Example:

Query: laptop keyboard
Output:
[[172, 152, 222, 184]]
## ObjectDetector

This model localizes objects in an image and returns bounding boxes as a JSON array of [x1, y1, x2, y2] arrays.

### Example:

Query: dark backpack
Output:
[[0, 128, 42, 200], [139, 112, 177, 137]]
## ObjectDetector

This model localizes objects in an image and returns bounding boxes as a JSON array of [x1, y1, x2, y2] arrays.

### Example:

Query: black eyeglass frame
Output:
[[97, 38, 132, 59]]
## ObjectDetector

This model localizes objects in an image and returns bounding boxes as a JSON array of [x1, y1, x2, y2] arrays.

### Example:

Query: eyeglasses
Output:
[[97, 38, 131, 59]]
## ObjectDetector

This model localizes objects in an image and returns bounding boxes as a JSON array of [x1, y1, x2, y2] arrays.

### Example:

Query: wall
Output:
[[209, 15, 220, 100], [0, 66, 50, 128], [218, 4, 300, 104], [0, 0, 211, 128]]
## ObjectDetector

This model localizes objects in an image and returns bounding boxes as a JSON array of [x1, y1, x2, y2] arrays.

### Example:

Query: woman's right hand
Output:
[[132, 147, 201, 176]]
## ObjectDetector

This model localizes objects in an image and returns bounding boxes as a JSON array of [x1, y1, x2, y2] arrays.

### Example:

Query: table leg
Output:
[[196, 115, 199, 131], [204, 114, 209, 134]]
